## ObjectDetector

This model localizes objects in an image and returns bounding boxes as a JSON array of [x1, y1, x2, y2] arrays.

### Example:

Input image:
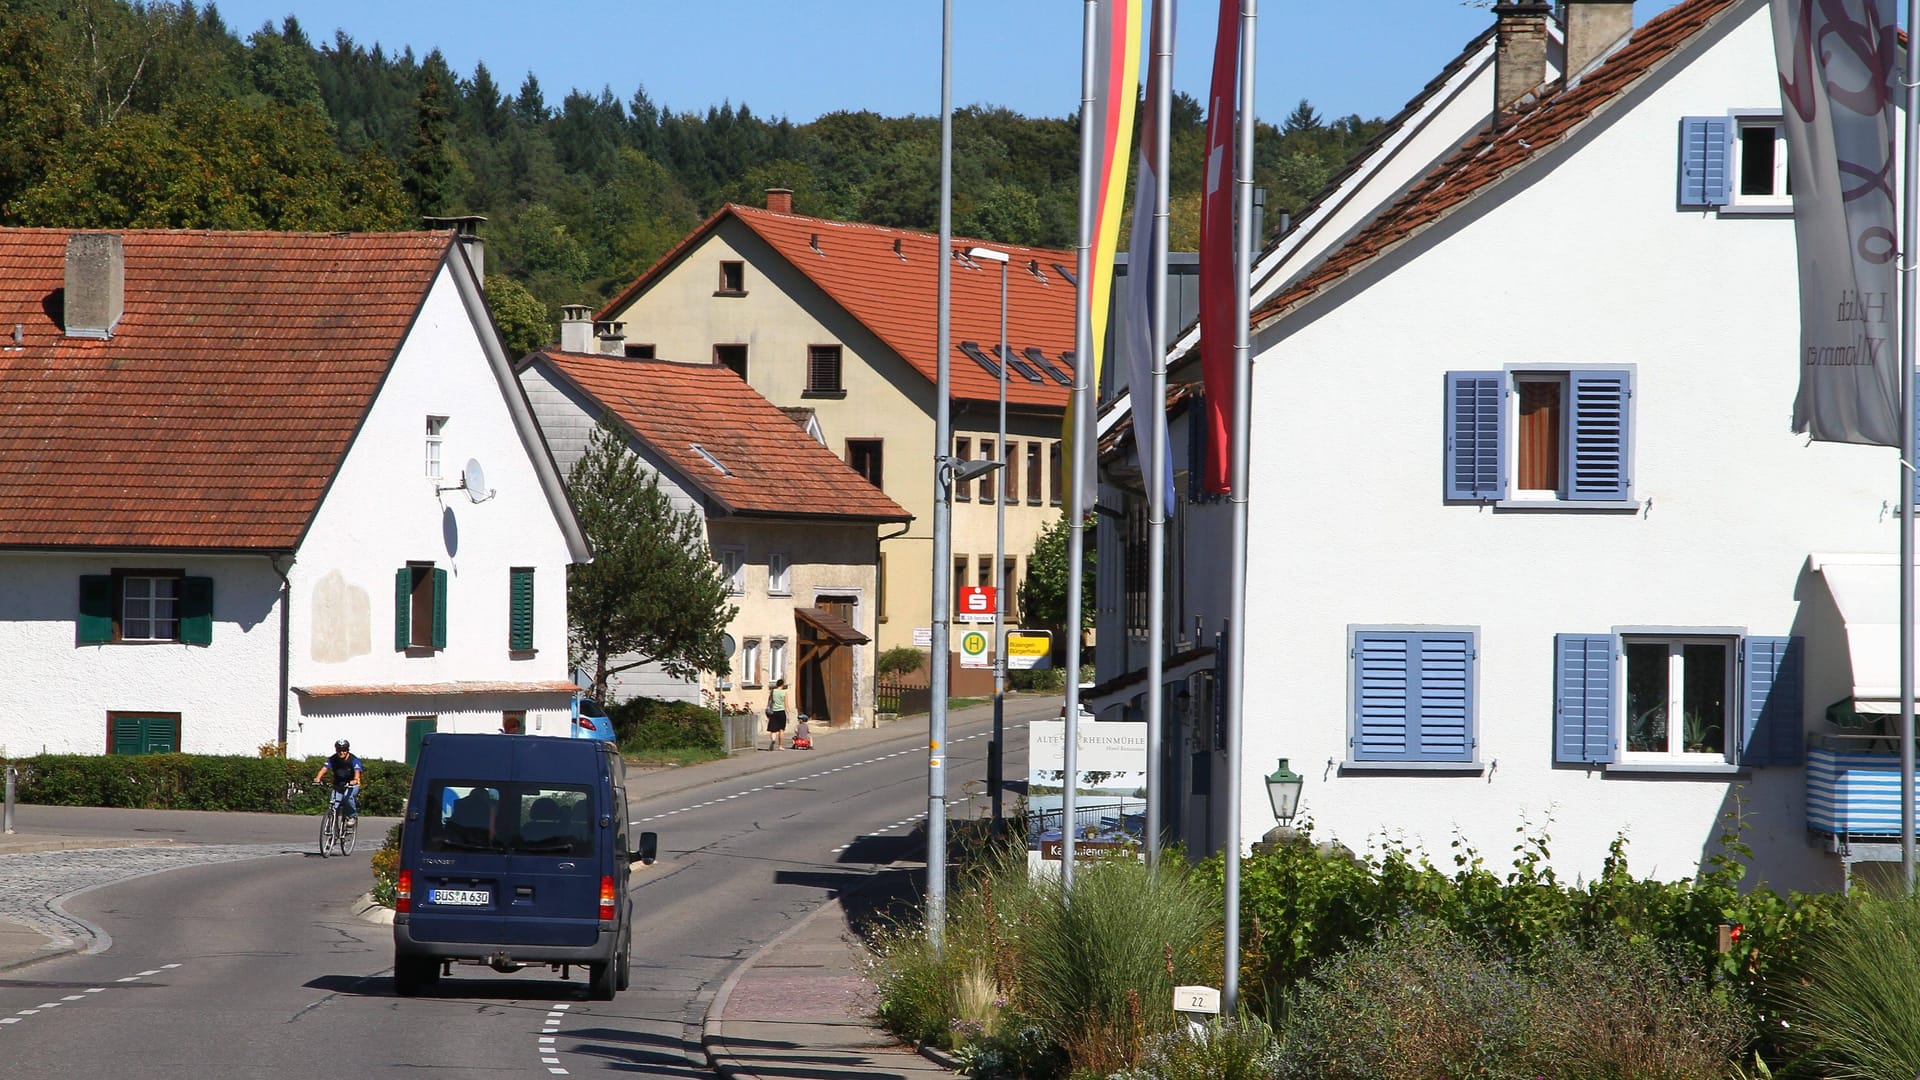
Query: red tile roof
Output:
[[0, 228, 456, 551], [292, 680, 580, 697], [1240, 0, 1737, 334], [598, 205, 1078, 410], [530, 350, 913, 523]]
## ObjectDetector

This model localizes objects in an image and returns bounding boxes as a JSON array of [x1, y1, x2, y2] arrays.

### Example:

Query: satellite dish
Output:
[[462, 458, 496, 504]]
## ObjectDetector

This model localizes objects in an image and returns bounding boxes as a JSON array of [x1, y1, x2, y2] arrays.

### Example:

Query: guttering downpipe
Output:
[[268, 552, 295, 751]]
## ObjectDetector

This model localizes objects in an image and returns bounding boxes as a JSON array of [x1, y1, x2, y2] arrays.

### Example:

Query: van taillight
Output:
[[396, 869, 413, 914], [599, 876, 616, 921]]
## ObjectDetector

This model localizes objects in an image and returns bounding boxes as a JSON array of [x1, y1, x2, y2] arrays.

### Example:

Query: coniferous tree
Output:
[[403, 53, 460, 217]]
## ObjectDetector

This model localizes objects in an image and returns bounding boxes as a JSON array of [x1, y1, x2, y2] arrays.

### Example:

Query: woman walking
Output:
[[765, 678, 790, 750]]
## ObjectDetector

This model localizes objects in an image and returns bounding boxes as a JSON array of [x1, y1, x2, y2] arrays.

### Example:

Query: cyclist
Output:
[[314, 739, 363, 824]]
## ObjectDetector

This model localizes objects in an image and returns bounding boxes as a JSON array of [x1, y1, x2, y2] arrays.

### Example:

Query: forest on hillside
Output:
[[0, 0, 1390, 351]]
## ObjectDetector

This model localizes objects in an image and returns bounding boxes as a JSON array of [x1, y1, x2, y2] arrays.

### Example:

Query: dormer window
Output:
[[425, 416, 448, 479], [718, 261, 745, 295]]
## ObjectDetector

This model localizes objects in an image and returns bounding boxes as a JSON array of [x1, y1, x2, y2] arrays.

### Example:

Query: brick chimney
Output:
[[1493, 1, 1552, 116], [595, 320, 626, 355], [560, 305, 594, 353], [424, 214, 488, 286], [1563, 0, 1634, 77], [64, 233, 124, 339], [766, 188, 793, 214]]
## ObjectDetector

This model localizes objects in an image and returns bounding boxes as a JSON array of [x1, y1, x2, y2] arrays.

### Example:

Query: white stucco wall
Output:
[[0, 553, 284, 756], [1232, 4, 1888, 893], [288, 264, 577, 761]]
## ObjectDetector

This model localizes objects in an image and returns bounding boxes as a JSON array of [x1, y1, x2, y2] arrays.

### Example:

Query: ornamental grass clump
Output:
[[1775, 887, 1920, 1079], [1521, 932, 1750, 1080]]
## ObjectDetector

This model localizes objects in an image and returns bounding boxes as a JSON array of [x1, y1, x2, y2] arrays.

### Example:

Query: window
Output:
[[108, 712, 179, 755], [1005, 440, 1021, 503], [1679, 113, 1791, 213], [425, 416, 447, 480], [770, 638, 789, 686], [978, 440, 996, 504], [502, 710, 525, 735], [1049, 442, 1063, 506], [509, 568, 535, 652], [718, 546, 746, 595], [1444, 368, 1633, 504], [422, 781, 595, 856], [626, 343, 656, 360], [954, 437, 973, 501], [806, 345, 844, 395], [1003, 557, 1019, 620], [1125, 501, 1149, 634], [954, 556, 970, 597], [978, 555, 994, 588], [78, 572, 213, 645], [718, 260, 745, 294], [1554, 633, 1803, 767], [847, 439, 883, 490], [1027, 442, 1044, 503], [395, 563, 449, 650], [1348, 629, 1477, 764], [768, 552, 791, 596], [715, 344, 748, 380], [742, 638, 763, 686]]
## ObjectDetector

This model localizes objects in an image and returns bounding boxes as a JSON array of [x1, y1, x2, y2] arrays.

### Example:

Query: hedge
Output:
[[2, 754, 412, 816], [608, 696, 724, 754]]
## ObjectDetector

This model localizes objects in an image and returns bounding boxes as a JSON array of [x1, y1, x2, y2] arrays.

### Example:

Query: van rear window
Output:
[[422, 782, 596, 857]]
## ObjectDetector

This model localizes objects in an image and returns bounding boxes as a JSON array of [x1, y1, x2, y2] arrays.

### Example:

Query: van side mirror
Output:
[[632, 831, 657, 866]]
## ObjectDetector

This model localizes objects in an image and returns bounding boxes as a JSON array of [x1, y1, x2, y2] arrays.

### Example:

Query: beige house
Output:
[[517, 345, 910, 727], [596, 192, 1077, 681]]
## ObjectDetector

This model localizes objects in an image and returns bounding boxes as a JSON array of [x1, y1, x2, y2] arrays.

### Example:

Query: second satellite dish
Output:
[[463, 458, 496, 503]]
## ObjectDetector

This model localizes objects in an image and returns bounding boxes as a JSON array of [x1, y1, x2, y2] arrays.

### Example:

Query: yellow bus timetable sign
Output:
[[1005, 629, 1052, 671]]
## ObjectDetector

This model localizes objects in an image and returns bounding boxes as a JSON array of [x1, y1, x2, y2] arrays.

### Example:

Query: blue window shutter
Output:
[[394, 568, 411, 651], [1567, 370, 1631, 501], [1555, 633, 1616, 763], [1352, 632, 1476, 762], [1742, 636, 1804, 766], [179, 576, 213, 646], [1444, 372, 1505, 500], [78, 575, 115, 644], [1679, 116, 1732, 207], [431, 567, 449, 650]]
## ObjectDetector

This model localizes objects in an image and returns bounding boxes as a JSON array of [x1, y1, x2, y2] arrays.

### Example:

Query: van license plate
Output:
[[431, 889, 490, 906]]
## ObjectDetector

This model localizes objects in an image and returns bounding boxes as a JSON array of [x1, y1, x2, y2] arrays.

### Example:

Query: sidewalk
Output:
[[0, 706, 994, 1078]]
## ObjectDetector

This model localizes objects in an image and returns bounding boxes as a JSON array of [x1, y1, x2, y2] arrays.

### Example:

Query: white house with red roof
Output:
[[594, 194, 1077, 682], [0, 229, 589, 764], [1098, 0, 1904, 893], [518, 346, 911, 727]]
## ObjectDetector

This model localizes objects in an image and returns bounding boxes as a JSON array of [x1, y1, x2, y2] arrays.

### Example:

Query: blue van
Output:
[[391, 733, 656, 999]]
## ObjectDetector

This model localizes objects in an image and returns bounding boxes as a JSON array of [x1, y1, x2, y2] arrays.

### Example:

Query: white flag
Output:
[[1773, 0, 1900, 446]]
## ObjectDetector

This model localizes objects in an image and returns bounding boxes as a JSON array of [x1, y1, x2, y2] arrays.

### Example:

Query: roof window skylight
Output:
[[691, 444, 733, 476]]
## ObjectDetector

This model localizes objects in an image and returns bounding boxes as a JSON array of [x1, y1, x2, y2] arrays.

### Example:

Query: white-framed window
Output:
[[1732, 114, 1790, 211], [770, 637, 788, 686], [425, 415, 448, 479], [1678, 112, 1792, 215], [768, 552, 791, 596], [122, 575, 180, 641], [741, 638, 763, 686], [1444, 367, 1634, 505], [717, 545, 746, 595], [1555, 632, 1803, 768]]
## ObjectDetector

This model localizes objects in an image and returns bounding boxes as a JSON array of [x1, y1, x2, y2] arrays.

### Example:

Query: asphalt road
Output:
[[0, 698, 1048, 1078]]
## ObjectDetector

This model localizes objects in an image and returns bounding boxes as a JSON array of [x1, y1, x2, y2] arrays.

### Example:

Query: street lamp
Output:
[[1264, 758, 1304, 825], [967, 245, 1011, 826]]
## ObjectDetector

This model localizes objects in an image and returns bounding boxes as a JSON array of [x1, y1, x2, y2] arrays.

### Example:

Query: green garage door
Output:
[[405, 715, 438, 766]]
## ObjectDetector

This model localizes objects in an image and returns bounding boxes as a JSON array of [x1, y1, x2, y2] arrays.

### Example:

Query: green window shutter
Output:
[[111, 716, 145, 755], [79, 575, 115, 644], [179, 576, 214, 645], [395, 568, 412, 650], [406, 716, 437, 766], [509, 568, 535, 651], [432, 567, 449, 649], [148, 718, 177, 753]]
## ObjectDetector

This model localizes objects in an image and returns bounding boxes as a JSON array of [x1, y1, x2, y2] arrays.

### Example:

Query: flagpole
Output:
[[1901, 0, 1917, 892], [1222, 0, 1256, 1016], [1145, 0, 1173, 868], [1066, 0, 1099, 888], [927, 0, 955, 953]]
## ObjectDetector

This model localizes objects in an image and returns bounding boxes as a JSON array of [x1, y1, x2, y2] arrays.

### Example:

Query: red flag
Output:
[[1198, 0, 1238, 494]]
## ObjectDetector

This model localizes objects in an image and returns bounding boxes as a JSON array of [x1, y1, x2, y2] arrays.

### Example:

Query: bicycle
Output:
[[318, 783, 360, 857]]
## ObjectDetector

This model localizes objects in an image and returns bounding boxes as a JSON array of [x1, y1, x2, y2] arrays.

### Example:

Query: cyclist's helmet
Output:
[[334, 739, 351, 752]]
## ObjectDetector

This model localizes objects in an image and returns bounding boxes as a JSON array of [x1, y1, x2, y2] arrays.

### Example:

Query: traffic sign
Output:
[[959, 628, 991, 669], [1004, 629, 1052, 670], [956, 585, 996, 623]]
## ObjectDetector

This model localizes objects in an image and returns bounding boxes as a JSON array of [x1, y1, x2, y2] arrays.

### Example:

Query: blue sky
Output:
[[208, 1, 1686, 125]]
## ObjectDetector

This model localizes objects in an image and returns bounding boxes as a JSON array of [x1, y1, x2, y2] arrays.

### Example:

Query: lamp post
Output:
[[967, 245, 1011, 825], [929, 0, 954, 956], [1250, 758, 1304, 857]]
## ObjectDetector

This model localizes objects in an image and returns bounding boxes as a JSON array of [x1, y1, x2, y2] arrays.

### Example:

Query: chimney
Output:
[[1493, 1, 1552, 115], [765, 188, 793, 214], [560, 305, 594, 353], [64, 233, 124, 339], [1563, 0, 1634, 77], [595, 320, 626, 355], [423, 215, 488, 286]]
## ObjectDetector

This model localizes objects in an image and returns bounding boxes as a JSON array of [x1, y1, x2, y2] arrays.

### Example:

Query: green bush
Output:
[[877, 645, 925, 678], [6, 753, 410, 815], [1008, 667, 1064, 692], [609, 696, 723, 754], [1111, 1015, 1278, 1080], [370, 823, 404, 907]]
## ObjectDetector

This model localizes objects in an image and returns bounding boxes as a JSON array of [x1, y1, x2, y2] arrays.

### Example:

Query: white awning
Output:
[[1813, 553, 1912, 710]]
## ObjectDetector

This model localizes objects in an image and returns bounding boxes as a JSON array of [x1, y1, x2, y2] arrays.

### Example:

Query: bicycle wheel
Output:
[[318, 807, 336, 858], [339, 813, 358, 856]]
